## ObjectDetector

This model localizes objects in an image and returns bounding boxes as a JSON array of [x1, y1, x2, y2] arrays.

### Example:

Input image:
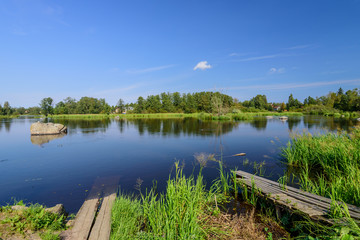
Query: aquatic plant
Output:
[[283, 127, 360, 206]]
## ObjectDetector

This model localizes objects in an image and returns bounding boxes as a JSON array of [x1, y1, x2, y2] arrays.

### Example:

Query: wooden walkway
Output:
[[236, 170, 360, 222], [61, 176, 120, 240]]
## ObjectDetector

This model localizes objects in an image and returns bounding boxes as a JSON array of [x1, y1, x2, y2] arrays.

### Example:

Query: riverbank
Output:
[[48, 112, 303, 121], [0, 201, 67, 240], [110, 162, 289, 239], [279, 126, 360, 238], [0, 115, 19, 119]]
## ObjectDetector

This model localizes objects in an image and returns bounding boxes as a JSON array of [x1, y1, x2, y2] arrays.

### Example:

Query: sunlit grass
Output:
[[283, 126, 360, 206]]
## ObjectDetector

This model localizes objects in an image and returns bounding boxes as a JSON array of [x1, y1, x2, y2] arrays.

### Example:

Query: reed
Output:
[[282, 126, 360, 206], [110, 162, 226, 239]]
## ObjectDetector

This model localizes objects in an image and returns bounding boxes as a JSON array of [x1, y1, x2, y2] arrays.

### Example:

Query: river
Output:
[[0, 116, 358, 213]]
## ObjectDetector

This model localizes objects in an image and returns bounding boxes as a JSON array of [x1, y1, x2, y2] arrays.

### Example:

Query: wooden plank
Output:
[[238, 177, 329, 215], [237, 170, 360, 213], [88, 176, 120, 240], [236, 170, 360, 220], [61, 178, 103, 240]]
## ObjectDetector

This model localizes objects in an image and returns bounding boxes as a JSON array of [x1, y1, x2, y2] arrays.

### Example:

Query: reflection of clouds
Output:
[[31, 134, 65, 146]]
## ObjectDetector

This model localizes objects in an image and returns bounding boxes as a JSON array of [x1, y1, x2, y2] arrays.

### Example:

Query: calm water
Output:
[[0, 116, 358, 213]]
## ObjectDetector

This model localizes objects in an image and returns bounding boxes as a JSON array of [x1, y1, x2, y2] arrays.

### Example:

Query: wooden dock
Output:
[[61, 176, 120, 240], [236, 170, 360, 222]]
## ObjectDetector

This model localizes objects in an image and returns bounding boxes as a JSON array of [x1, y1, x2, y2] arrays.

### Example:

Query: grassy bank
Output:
[[111, 162, 288, 239], [0, 115, 19, 119], [49, 112, 303, 121], [115, 112, 303, 121], [0, 201, 67, 240], [282, 126, 360, 207], [50, 114, 111, 119]]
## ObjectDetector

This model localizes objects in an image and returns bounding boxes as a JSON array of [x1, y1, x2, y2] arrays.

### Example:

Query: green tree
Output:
[[40, 97, 54, 117], [3, 101, 13, 115], [117, 98, 125, 113], [54, 101, 66, 114], [146, 95, 162, 113], [160, 92, 174, 112], [248, 94, 268, 110], [287, 94, 302, 110], [304, 96, 317, 105], [134, 97, 145, 113]]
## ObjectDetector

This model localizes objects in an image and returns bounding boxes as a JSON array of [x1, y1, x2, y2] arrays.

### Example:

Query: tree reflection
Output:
[[0, 119, 12, 132], [250, 119, 267, 131], [287, 117, 301, 131], [52, 119, 111, 134], [119, 118, 240, 137], [303, 115, 358, 132]]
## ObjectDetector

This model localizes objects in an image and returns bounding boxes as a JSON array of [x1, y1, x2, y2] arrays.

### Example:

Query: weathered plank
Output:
[[61, 176, 120, 240], [236, 170, 360, 221], [88, 176, 120, 240], [61, 178, 103, 240]]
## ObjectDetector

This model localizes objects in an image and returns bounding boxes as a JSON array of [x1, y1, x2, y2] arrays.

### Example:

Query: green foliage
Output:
[[111, 195, 143, 240], [287, 94, 302, 110], [111, 162, 227, 239], [242, 94, 272, 110], [283, 127, 360, 206], [0, 203, 66, 235], [40, 97, 54, 117], [40, 231, 61, 240], [0, 101, 15, 116]]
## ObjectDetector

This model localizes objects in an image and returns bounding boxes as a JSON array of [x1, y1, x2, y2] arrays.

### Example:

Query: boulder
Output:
[[11, 205, 28, 211], [30, 122, 67, 135], [46, 204, 67, 216]]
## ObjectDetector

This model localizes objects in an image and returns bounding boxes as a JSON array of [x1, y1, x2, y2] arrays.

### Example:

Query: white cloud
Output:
[[237, 54, 282, 62], [126, 64, 175, 74], [284, 44, 311, 50], [269, 67, 285, 74], [193, 61, 212, 71]]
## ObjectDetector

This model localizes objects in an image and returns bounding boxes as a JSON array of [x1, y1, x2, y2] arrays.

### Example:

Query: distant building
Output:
[[272, 105, 281, 111]]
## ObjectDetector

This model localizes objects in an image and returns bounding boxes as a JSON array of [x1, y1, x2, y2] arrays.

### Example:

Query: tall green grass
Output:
[[282, 127, 360, 206], [110, 162, 228, 239]]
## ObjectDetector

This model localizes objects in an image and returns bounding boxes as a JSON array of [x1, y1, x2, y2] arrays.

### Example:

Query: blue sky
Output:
[[1, 0, 360, 107]]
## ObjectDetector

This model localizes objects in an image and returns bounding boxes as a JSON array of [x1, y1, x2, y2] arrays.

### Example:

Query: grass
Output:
[[0, 200, 66, 239], [0, 115, 19, 119], [50, 113, 111, 119], [111, 162, 225, 239], [282, 126, 360, 207], [121, 112, 303, 121], [110, 161, 289, 239], [48, 111, 303, 121], [281, 126, 360, 238]]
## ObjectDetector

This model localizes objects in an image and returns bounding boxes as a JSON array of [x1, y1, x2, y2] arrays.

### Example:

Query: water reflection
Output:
[[30, 134, 66, 146], [52, 119, 111, 134], [287, 117, 301, 131], [119, 118, 240, 137], [303, 115, 359, 131], [0, 119, 12, 132], [250, 119, 267, 131]]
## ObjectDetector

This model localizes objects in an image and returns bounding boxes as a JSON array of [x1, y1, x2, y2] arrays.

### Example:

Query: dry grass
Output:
[[205, 207, 289, 240]]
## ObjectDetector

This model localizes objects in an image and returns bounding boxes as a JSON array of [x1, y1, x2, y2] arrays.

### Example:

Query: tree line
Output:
[[1, 88, 359, 117]]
